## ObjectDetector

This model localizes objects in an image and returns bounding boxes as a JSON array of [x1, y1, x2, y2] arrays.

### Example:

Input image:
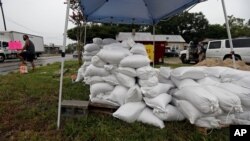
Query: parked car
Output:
[[206, 38, 250, 63], [165, 47, 179, 57]]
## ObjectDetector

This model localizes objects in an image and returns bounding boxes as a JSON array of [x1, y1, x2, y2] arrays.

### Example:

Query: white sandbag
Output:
[[90, 83, 114, 97], [158, 77, 175, 85], [125, 85, 142, 103], [75, 67, 85, 82], [84, 64, 110, 77], [104, 64, 118, 72], [122, 38, 136, 47], [171, 77, 200, 89], [143, 93, 172, 111], [102, 75, 119, 85], [205, 66, 232, 78], [233, 118, 250, 125], [115, 72, 135, 88], [83, 50, 99, 56], [120, 55, 150, 69], [220, 68, 250, 82], [84, 43, 100, 52], [90, 94, 119, 107], [137, 108, 165, 129], [171, 66, 206, 80], [195, 117, 220, 129], [216, 114, 235, 125], [197, 77, 221, 86], [117, 67, 137, 77], [97, 48, 131, 64], [113, 102, 146, 123], [168, 88, 179, 96], [203, 85, 243, 113], [91, 56, 106, 68], [102, 43, 127, 50], [130, 43, 147, 56], [93, 37, 103, 45], [107, 85, 128, 106], [81, 61, 91, 70], [153, 105, 185, 121], [159, 67, 171, 79], [121, 40, 132, 50], [176, 100, 203, 124], [83, 55, 93, 61], [235, 111, 250, 121], [84, 76, 103, 85], [136, 66, 157, 80], [175, 86, 219, 114], [218, 83, 250, 107], [102, 38, 118, 45], [233, 76, 250, 89], [139, 76, 158, 87], [141, 83, 174, 98]]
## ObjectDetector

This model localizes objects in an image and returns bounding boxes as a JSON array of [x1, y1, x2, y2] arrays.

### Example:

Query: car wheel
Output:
[[181, 55, 190, 64], [0, 54, 5, 62]]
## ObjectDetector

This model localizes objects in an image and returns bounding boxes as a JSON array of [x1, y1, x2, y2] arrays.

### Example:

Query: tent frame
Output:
[[221, 0, 236, 68], [57, 0, 70, 129]]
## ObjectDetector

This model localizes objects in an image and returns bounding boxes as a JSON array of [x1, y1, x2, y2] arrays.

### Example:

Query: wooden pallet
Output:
[[196, 124, 229, 135], [88, 102, 119, 115], [61, 100, 89, 117]]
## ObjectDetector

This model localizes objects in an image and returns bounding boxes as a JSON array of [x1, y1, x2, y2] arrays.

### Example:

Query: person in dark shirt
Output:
[[17, 35, 36, 70]]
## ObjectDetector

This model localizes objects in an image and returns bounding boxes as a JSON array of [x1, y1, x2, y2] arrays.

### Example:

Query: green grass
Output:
[[0, 61, 229, 141]]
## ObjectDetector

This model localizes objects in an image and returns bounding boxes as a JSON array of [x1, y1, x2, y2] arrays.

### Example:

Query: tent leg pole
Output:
[[221, 0, 236, 69], [153, 25, 155, 68], [57, 0, 70, 129], [84, 23, 87, 45]]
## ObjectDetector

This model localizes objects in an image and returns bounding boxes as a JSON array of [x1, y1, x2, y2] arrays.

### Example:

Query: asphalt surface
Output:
[[0, 55, 74, 75]]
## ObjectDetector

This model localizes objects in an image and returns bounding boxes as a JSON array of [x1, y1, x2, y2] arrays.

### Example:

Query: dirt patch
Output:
[[196, 58, 250, 71]]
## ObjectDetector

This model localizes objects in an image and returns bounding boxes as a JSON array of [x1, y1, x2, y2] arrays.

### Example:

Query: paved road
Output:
[[0, 55, 74, 75]]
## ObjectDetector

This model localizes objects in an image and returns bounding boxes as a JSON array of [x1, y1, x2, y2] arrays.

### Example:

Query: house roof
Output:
[[116, 32, 186, 43]]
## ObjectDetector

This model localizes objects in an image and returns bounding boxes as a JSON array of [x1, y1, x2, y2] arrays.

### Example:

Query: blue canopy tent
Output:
[[57, 0, 235, 128]]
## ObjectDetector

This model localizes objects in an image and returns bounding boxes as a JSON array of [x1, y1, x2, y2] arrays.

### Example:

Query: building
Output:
[[44, 43, 62, 54], [116, 32, 187, 63], [116, 32, 187, 50]]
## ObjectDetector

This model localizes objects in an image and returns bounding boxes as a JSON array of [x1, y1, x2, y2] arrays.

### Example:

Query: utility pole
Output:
[[0, 0, 7, 31]]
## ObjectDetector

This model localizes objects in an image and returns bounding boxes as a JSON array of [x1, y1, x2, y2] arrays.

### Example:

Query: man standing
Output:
[[17, 34, 36, 71]]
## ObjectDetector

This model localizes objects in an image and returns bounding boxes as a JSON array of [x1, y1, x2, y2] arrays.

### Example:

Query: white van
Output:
[[206, 38, 250, 63]]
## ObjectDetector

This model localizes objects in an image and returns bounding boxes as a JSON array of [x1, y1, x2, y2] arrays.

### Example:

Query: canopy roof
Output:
[[79, 0, 203, 25]]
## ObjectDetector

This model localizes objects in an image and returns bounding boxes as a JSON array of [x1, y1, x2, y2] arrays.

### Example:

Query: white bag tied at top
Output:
[[175, 86, 219, 114], [113, 102, 146, 123], [137, 107, 165, 129]]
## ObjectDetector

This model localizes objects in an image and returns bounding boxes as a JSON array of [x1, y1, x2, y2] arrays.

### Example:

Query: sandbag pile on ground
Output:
[[78, 38, 186, 128], [169, 66, 250, 128], [75, 38, 250, 129]]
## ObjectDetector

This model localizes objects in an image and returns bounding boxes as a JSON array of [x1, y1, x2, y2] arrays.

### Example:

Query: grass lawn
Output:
[[0, 61, 229, 141]]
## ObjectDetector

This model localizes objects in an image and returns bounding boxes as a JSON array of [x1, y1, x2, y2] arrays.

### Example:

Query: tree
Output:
[[68, 0, 85, 66], [204, 24, 227, 39], [67, 23, 142, 43], [145, 12, 209, 43]]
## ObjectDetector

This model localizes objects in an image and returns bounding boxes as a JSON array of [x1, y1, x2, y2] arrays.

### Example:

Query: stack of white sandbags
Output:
[[75, 38, 103, 82], [169, 66, 250, 128]]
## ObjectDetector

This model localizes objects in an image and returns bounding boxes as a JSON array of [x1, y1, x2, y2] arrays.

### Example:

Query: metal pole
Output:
[[152, 25, 155, 68], [221, 0, 236, 68], [57, 0, 70, 129], [0, 0, 7, 31]]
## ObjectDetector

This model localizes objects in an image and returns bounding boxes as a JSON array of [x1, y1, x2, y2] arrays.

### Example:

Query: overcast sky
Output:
[[0, 0, 249, 45]]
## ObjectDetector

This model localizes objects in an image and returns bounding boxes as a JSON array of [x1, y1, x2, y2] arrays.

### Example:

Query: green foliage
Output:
[[204, 24, 227, 39]]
